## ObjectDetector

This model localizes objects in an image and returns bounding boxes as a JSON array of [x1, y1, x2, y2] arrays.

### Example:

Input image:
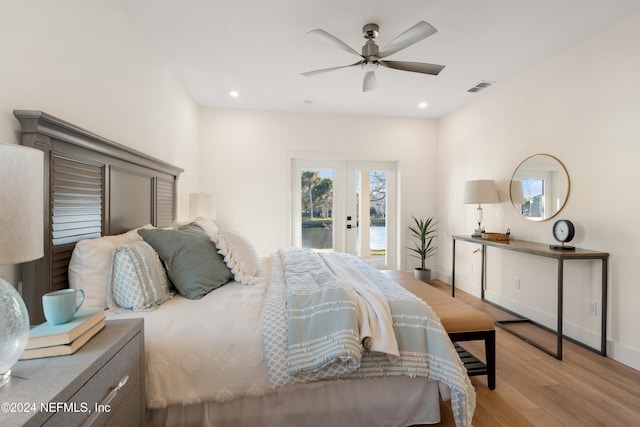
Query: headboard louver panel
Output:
[[156, 179, 174, 228], [52, 246, 74, 293], [14, 110, 183, 324], [52, 155, 104, 246]]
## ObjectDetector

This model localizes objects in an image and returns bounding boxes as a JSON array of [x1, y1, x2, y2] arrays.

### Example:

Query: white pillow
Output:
[[211, 230, 260, 285], [69, 225, 153, 310], [110, 241, 173, 311], [171, 216, 218, 238]]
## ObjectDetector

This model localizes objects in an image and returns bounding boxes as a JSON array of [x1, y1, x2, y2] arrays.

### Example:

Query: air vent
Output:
[[467, 81, 495, 93]]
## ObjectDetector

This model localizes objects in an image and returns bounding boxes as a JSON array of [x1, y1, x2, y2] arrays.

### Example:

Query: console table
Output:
[[451, 235, 608, 360]]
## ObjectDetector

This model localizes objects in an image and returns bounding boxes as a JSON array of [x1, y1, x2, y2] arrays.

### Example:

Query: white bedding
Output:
[[107, 259, 272, 408], [106, 256, 468, 426]]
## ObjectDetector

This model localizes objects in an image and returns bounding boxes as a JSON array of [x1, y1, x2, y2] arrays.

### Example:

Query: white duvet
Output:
[[107, 259, 272, 408]]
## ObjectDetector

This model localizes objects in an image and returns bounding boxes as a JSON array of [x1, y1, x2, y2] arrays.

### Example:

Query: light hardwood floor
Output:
[[424, 280, 640, 427]]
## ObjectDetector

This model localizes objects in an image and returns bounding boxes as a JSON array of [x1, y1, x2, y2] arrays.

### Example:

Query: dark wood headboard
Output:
[[14, 110, 184, 324]]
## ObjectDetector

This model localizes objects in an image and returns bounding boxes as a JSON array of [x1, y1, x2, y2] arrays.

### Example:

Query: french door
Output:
[[291, 159, 397, 269]]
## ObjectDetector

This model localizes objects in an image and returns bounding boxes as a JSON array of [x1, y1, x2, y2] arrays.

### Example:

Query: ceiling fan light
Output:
[[361, 62, 378, 72], [363, 71, 377, 92]]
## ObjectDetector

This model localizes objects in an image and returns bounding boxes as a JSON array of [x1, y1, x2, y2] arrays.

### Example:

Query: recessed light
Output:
[[418, 101, 428, 109], [229, 90, 239, 98]]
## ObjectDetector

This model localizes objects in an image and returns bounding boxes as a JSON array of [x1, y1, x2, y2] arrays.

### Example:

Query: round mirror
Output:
[[510, 154, 570, 221]]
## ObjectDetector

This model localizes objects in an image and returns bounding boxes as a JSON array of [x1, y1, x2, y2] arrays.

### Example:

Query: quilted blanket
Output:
[[262, 248, 476, 427]]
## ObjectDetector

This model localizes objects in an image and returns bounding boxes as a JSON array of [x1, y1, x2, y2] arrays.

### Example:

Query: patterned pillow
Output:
[[111, 241, 174, 311], [69, 224, 154, 310], [212, 229, 261, 285]]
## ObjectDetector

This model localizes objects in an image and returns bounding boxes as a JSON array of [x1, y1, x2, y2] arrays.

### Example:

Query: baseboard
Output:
[[436, 271, 481, 296], [607, 341, 640, 372]]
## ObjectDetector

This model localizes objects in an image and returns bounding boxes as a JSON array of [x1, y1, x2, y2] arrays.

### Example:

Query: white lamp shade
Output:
[[0, 144, 44, 265], [463, 180, 499, 204], [0, 143, 43, 383], [189, 192, 216, 219]]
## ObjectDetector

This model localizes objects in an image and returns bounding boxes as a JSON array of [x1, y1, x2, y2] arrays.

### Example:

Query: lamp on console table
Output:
[[0, 143, 44, 387], [463, 179, 499, 237]]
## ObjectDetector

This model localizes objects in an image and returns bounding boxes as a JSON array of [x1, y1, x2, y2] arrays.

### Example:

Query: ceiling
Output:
[[117, 0, 640, 118]]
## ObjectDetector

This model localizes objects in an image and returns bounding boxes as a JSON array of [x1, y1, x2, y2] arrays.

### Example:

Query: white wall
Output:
[[198, 108, 438, 269], [437, 11, 640, 369], [0, 1, 200, 284]]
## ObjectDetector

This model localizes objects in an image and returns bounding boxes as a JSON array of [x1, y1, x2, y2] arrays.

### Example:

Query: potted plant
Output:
[[408, 216, 437, 283]]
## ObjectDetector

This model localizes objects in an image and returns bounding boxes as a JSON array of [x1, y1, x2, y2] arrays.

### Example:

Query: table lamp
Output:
[[0, 143, 44, 387], [463, 179, 499, 237]]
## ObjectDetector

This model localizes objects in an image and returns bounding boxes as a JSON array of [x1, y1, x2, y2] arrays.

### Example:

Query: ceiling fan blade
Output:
[[378, 21, 437, 58], [363, 71, 377, 92], [308, 29, 362, 57], [301, 61, 363, 77], [379, 60, 445, 75]]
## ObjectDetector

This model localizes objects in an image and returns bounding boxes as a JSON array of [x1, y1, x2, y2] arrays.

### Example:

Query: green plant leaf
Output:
[[407, 215, 438, 270]]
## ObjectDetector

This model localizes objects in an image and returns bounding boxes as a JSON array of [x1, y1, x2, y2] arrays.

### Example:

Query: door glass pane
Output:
[[355, 170, 387, 267], [301, 169, 334, 251]]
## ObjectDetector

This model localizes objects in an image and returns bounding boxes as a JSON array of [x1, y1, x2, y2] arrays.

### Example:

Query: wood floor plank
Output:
[[413, 280, 640, 427]]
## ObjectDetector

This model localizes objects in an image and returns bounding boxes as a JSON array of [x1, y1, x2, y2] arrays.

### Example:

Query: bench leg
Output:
[[449, 330, 496, 390], [485, 330, 496, 390]]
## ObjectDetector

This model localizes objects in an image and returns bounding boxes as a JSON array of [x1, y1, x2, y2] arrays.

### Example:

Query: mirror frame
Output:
[[510, 154, 570, 221]]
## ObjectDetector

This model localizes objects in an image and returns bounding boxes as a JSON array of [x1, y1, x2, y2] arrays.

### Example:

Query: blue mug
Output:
[[42, 289, 85, 325]]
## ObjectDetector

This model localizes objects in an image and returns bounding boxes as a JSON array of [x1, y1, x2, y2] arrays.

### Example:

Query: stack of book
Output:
[[20, 309, 106, 360]]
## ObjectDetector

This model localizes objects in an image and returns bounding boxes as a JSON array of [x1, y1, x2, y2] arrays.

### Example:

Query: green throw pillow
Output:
[[138, 223, 233, 299]]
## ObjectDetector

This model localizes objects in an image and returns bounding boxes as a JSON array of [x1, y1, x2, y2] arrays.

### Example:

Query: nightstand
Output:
[[2, 319, 144, 427]]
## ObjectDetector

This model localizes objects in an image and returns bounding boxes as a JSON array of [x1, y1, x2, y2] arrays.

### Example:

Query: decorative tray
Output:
[[481, 232, 510, 241]]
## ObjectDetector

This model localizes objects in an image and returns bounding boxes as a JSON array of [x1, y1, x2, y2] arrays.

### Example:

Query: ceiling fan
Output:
[[302, 21, 445, 92]]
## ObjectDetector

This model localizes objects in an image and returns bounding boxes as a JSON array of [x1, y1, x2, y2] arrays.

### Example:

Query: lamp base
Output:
[[471, 228, 484, 237], [0, 277, 30, 386], [0, 370, 10, 388]]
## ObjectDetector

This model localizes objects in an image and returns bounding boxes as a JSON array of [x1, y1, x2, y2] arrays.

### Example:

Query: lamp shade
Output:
[[0, 144, 44, 264], [0, 143, 44, 386], [189, 192, 216, 219], [463, 180, 499, 204]]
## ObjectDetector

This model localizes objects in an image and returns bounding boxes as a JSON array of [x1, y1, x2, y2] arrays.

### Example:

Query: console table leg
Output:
[[481, 244, 486, 300], [557, 259, 564, 360], [451, 238, 456, 298], [601, 258, 608, 356]]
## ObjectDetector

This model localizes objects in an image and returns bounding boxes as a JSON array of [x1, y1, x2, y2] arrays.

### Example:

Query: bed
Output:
[[15, 110, 475, 427]]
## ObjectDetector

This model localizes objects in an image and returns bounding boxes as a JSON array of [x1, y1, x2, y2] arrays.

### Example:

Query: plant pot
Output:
[[414, 268, 432, 284]]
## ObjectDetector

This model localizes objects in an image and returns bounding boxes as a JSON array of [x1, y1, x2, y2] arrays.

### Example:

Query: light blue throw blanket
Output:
[[283, 248, 362, 375], [262, 248, 476, 427]]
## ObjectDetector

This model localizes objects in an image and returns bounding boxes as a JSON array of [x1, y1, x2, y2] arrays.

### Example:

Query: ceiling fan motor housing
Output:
[[362, 23, 379, 39], [362, 23, 380, 59]]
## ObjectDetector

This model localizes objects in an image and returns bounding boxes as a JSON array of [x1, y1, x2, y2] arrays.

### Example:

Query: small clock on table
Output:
[[550, 219, 575, 250]]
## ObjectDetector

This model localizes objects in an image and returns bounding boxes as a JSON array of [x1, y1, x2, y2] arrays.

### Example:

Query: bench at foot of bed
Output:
[[383, 270, 496, 390]]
